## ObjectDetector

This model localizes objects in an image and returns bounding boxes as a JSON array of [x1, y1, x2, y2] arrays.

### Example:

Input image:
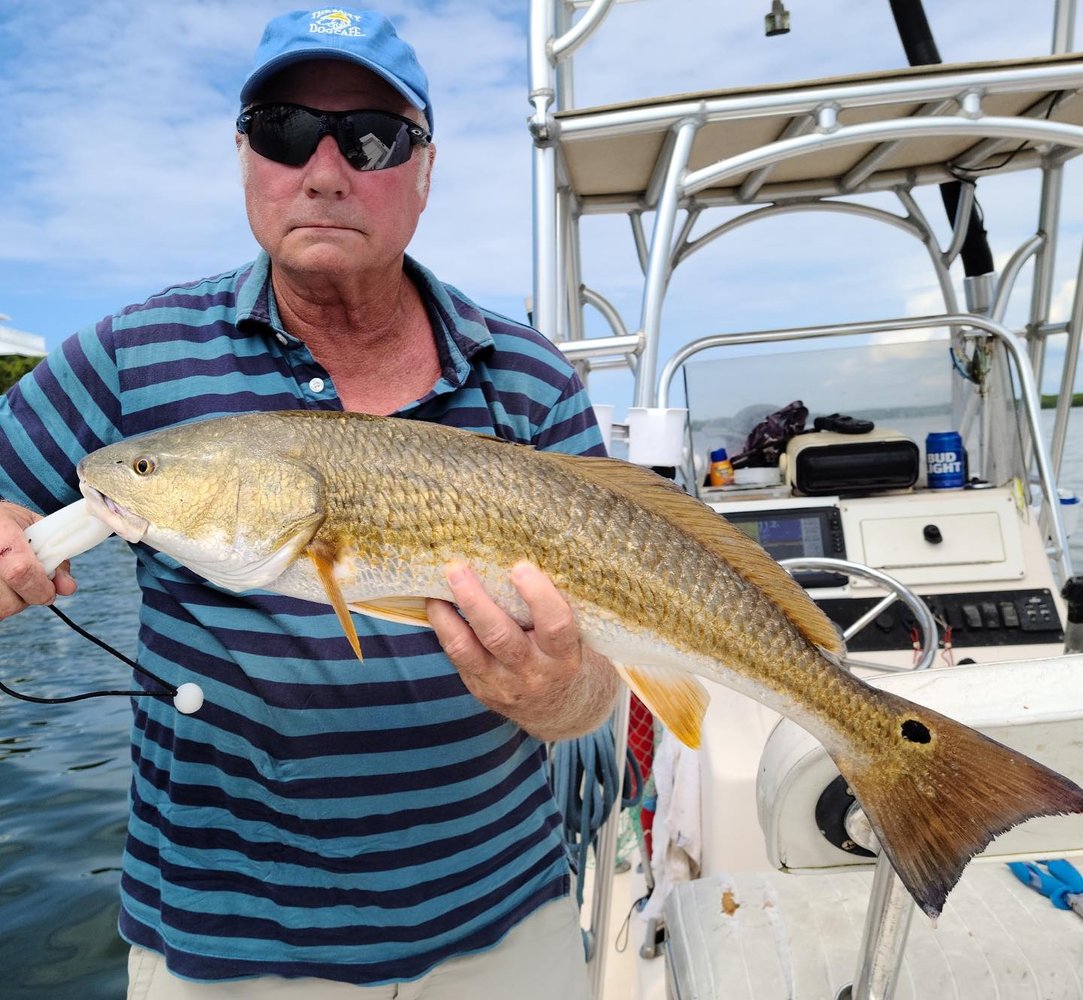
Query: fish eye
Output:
[[132, 456, 157, 476]]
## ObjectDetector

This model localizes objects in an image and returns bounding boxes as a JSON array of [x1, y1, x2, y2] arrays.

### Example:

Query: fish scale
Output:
[[76, 408, 1083, 919]]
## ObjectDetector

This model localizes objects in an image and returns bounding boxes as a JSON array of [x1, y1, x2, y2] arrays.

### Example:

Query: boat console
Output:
[[712, 486, 1065, 668], [693, 483, 1071, 900]]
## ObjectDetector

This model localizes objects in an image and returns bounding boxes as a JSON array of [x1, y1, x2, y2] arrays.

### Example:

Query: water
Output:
[[0, 537, 138, 999], [0, 413, 1081, 999]]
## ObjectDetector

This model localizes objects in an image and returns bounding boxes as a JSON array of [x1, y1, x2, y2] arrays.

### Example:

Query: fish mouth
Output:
[[78, 482, 150, 544]]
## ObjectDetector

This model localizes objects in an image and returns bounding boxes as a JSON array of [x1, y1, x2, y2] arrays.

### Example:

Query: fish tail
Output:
[[833, 693, 1083, 918]]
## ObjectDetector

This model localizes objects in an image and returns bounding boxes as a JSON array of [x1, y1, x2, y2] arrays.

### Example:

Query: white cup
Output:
[[592, 404, 614, 453], [627, 407, 687, 466]]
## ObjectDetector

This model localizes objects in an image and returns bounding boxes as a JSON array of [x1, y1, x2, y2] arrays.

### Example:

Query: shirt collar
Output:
[[235, 251, 300, 343], [403, 255, 493, 390]]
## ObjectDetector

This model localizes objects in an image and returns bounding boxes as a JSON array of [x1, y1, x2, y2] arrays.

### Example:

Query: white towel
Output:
[[641, 726, 702, 920]]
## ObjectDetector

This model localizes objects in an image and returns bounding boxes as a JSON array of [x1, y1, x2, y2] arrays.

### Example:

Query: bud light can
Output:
[[925, 431, 966, 489]]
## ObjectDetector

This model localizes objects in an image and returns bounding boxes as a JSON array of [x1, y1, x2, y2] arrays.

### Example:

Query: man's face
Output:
[[238, 60, 434, 285]]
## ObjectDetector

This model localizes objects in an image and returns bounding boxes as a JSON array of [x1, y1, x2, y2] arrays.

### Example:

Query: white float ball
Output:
[[173, 683, 205, 715]]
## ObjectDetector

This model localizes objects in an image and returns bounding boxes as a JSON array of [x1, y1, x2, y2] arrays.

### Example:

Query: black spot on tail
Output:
[[901, 719, 931, 744]]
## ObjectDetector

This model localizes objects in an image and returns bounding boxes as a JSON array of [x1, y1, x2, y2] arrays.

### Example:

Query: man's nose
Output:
[[304, 134, 351, 195]]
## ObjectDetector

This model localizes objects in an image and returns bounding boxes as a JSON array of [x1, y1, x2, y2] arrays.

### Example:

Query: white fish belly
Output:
[[267, 551, 830, 742]]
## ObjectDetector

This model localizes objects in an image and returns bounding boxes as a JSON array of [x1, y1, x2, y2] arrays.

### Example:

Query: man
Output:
[[0, 8, 617, 997]]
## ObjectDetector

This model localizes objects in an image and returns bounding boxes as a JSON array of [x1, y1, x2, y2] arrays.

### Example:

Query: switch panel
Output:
[[815, 588, 1063, 652]]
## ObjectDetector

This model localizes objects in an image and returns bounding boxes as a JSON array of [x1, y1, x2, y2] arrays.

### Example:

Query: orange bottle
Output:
[[709, 447, 735, 486]]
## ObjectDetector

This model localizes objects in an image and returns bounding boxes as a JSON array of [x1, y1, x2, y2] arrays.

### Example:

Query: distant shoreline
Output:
[[1041, 394, 1083, 408]]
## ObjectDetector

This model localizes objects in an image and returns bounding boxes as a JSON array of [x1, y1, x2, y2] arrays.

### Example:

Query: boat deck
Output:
[[665, 865, 1083, 999]]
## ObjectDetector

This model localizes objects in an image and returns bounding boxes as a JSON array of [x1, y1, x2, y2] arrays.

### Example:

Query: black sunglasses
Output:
[[236, 103, 431, 171]]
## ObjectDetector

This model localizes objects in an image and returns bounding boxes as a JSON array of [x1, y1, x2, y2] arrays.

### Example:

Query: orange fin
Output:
[[536, 450, 843, 657], [350, 597, 432, 628], [615, 662, 709, 750], [307, 545, 363, 661]]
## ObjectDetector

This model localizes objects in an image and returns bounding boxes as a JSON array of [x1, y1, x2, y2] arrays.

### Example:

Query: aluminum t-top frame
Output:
[[528, 1, 1083, 996]]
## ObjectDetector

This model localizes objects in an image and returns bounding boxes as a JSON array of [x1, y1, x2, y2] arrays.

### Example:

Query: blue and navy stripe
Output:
[[0, 251, 604, 985]]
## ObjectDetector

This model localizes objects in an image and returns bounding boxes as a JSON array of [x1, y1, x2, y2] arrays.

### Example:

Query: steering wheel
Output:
[[780, 556, 939, 672]]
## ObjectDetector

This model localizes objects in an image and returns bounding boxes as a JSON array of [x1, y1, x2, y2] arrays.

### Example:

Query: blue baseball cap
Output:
[[240, 8, 433, 132]]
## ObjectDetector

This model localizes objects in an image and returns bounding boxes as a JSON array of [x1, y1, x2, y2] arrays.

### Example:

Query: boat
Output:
[[526, 2, 1083, 997]]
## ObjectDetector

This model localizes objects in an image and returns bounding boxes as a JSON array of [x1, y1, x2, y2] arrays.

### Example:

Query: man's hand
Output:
[[426, 561, 618, 741], [0, 502, 76, 620]]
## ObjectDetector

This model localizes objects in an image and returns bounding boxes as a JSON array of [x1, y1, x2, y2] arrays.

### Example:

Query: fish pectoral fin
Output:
[[615, 662, 709, 750], [350, 597, 432, 628], [306, 544, 363, 662]]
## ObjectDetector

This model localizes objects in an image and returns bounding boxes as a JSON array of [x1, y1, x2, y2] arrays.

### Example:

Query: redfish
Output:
[[75, 410, 1083, 917]]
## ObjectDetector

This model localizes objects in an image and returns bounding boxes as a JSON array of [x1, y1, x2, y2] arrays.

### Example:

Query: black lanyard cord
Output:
[[0, 603, 178, 705]]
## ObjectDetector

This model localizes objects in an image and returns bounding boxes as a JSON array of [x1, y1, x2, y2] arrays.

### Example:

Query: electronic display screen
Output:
[[722, 509, 831, 562]]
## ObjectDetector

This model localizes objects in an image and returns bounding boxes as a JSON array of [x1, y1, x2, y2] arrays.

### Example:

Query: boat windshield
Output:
[[682, 334, 955, 479]]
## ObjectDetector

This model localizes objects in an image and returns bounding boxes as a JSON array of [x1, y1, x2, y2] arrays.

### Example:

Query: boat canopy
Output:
[[529, 4, 1083, 577], [552, 53, 1083, 208]]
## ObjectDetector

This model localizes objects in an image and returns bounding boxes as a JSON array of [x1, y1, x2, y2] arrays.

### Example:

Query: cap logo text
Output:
[[310, 8, 363, 36]]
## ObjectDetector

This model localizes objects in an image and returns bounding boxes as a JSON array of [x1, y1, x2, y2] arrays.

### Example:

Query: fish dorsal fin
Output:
[[306, 543, 364, 661], [537, 452, 844, 657], [615, 662, 709, 749], [350, 597, 432, 627]]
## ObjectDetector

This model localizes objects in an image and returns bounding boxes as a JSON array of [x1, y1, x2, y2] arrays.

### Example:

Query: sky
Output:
[[2, 0, 1083, 413]]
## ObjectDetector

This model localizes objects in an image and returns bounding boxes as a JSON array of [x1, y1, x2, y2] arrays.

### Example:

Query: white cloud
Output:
[[0, 1, 535, 306], [0, 1, 276, 290]]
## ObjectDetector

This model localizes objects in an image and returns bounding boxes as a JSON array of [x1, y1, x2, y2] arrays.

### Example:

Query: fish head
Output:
[[76, 416, 326, 593]]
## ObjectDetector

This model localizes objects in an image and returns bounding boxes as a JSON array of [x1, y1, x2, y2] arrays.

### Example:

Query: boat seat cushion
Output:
[[757, 655, 1083, 873]]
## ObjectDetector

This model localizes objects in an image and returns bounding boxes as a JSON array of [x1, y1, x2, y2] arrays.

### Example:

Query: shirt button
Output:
[[308, 377, 325, 393]]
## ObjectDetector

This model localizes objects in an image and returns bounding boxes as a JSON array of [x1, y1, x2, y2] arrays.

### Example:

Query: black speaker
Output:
[[782, 430, 920, 496]]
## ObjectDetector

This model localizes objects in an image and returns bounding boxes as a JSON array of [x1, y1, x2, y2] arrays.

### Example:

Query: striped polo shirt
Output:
[[0, 251, 605, 985]]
